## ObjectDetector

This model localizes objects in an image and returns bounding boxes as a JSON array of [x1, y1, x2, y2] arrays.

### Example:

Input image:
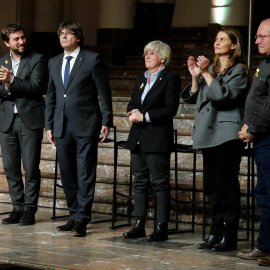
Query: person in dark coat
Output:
[[123, 40, 181, 242]]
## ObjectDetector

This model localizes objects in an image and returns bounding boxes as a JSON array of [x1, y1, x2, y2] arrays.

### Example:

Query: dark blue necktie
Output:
[[64, 56, 73, 90]]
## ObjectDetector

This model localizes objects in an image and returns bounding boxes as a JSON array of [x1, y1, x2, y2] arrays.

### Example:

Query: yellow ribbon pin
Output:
[[140, 83, 144, 89], [254, 68, 260, 78], [5, 60, 8, 64]]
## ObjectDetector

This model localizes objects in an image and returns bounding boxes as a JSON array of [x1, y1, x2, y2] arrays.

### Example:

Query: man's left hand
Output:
[[239, 124, 254, 143], [99, 126, 110, 143]]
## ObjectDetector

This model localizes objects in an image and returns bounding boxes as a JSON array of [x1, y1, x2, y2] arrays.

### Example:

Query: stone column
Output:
[[172, 0, 248, 27], [98, 0, 136, 64], [99, 0, 135, 29]]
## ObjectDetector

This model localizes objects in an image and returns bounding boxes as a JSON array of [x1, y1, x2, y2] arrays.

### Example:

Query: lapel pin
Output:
[[140, 83, 144, 89], [5, 60, 8, 64], [160, 78, 162, 80], [254, 68, 260, 78]]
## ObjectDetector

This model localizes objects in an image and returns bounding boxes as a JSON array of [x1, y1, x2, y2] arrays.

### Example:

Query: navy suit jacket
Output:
[[45, 49, 113, 138], [0, 49, 47, 132], [125, 68, 181, 152]]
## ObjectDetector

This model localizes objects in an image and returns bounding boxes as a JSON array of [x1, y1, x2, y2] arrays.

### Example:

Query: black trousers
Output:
[[0, 116, 43, 213], [131, 145, 171, 222], [202, 139, 245, 240], [55, 118, 98, 225]]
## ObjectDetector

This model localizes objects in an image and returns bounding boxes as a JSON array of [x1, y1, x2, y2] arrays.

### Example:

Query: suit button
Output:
[[208, 126, 213, 129], [193, 126, 195, 129], [206, 108, 209, 112], [64, 94, 66, 97]]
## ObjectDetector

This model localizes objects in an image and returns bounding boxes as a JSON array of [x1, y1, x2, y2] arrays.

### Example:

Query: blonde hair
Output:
[[144, 40, 171, 66]]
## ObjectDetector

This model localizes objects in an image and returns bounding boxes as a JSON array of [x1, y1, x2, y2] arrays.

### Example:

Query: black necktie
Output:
[[64, 56, 73, 90]]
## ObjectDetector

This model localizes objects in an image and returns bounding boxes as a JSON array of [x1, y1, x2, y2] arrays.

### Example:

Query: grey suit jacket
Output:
[[181, 64, 249, 149], [45, 49, 113, 138], [0, 49, 47, 131]]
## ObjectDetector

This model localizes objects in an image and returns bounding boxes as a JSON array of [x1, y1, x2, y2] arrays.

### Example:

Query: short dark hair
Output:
[[58, 21, 85, 46], [1, 23, 25, 42]]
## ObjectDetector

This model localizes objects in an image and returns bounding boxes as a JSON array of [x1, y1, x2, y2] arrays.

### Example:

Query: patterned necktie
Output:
[[64, 56, 73, 89]]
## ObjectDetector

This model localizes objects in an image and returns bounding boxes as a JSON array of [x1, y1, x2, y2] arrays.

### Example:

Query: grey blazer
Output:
[[181, 64, 249, 149]]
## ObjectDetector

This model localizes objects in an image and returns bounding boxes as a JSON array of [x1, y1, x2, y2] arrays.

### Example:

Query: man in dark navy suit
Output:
[[45, 21, 113, 237]]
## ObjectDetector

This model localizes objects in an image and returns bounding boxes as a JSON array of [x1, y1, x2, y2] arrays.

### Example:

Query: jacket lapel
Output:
[[137, 77, 147, 102], [2, 55, 12, 71], [65, 50, 85, 91], [143, 67, 168, 102], [55, 54, 65, 92], [16, 56, 30, 77]]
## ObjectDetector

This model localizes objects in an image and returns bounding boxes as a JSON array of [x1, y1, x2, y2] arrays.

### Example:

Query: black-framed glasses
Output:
[[59, 31, 76, 37], [255, 35, 270, 41]]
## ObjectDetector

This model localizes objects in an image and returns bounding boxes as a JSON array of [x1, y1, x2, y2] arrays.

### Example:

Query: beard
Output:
[[11, 45, 25, 55]]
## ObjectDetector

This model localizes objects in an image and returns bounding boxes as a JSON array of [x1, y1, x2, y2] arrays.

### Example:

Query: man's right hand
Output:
[[46, 130, 56, 146]]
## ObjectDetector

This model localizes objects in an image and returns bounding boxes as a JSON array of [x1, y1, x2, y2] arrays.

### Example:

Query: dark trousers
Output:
[[55, 118, 98, 225], [0, 116, 43, 213], [202, 140, 245, 240], [253, 135, 270, 253], [131, 146, 171, 222]]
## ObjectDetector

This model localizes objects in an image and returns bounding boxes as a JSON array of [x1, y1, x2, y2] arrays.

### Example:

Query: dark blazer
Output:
[[45, 49, 113, 137], [181, 64, 249, 149], [0, 49, 47, 131], [125, 68, 181, 152]]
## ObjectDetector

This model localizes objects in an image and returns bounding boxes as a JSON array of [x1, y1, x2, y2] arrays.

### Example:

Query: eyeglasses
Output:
[[255, 35, 270, 41], [59, 31, 76, 37], [143, 52, 158, 57]]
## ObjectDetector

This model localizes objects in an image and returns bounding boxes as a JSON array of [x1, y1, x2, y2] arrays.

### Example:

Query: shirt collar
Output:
[[144, 66, 165, 79], [10, 51, 21, 63], [63, 46, 80, 60]]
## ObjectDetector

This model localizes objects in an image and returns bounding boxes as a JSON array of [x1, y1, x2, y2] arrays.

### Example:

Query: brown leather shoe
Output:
[[237, 248, 268, 260], [257, 256, 270, 266]]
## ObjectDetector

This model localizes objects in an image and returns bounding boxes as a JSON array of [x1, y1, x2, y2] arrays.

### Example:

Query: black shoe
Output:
[[71, 222, 87, 237], [56, 219, 75, 231], [2, 211, 23, 225], [147, 221, 168, 242], [197, 235, 222, 249], [211, 237, 237, 252], [123, 218, 146, 238], [18, 211, 35, 226]]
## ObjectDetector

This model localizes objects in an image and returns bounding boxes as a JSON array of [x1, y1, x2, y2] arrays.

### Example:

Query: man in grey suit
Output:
[[0, 23, 47, 225], [45, 21, 113, 237]]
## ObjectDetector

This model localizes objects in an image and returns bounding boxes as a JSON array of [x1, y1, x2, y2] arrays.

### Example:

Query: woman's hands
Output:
[[196, 56, 210, 74], [187, 56, 200, 78], [128, 110, 144, 123], [188, 55, 210, 92], [188, 55, 212, 89]]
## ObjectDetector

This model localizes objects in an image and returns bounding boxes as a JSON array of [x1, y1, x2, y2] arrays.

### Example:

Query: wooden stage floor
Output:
[[0, 204, 262, 270]]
